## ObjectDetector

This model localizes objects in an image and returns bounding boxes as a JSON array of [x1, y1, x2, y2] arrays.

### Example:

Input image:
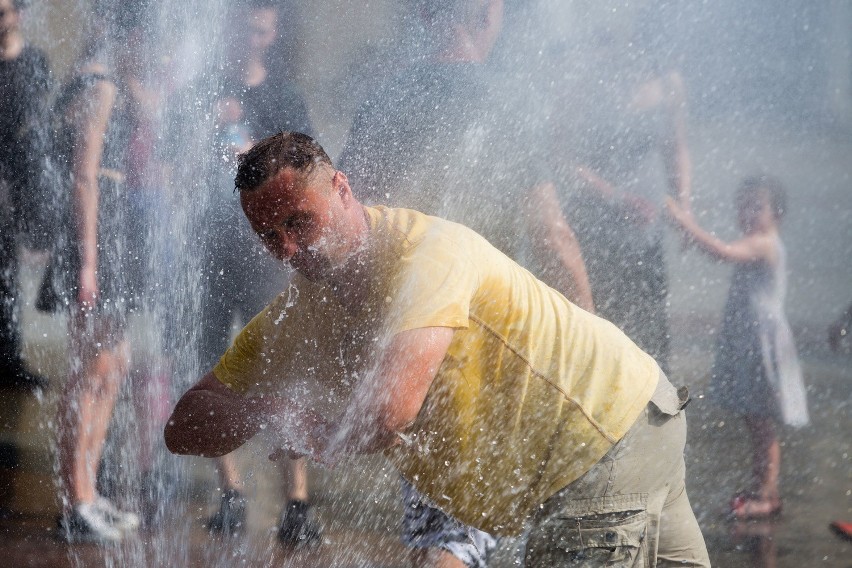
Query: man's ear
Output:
[[334, 171, 354, 202]]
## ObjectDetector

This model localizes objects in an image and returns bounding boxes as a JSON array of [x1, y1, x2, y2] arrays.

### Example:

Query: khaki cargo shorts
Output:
[[524, 372, 711, 567]]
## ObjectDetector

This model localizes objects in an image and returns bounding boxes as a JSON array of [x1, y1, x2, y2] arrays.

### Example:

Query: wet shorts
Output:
[[400, 477, 497, 568]]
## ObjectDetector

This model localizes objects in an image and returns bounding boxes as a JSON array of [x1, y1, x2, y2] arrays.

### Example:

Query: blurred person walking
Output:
[[0, 0, 51, 390], [338, 0, 593, 314], [35, 1, 150, 543], [545, 5, 693, 373]]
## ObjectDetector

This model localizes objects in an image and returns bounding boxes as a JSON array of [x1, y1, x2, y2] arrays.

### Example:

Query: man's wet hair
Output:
[[737, 174, 788, 221], [235, 132, 333, 193]]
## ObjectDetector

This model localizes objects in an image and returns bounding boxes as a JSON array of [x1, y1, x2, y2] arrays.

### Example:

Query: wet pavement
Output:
[[1, 340, 850, 567]]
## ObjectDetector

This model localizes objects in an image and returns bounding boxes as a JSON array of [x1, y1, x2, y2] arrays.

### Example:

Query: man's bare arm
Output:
[[323, 326, 454, 459], [164, 372, 307, 457], [526, 182, 595, 312]]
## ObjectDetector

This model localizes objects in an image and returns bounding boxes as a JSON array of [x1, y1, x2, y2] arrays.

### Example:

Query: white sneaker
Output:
[[59, 502, 123, 543], [94, 496, 141, 532]]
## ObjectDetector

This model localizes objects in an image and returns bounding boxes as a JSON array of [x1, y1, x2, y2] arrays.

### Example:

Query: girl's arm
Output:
[[665, 197, 776, 264], [67, 77, 117, 307]]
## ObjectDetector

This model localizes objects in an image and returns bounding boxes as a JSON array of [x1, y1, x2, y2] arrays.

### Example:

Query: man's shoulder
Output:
[[370, 207, 490, 270]]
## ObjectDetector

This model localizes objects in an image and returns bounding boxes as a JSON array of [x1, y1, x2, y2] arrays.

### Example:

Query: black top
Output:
[[338, 62, 550, 259], [0, 44, 52, 231], [218, 76, 314, 142]]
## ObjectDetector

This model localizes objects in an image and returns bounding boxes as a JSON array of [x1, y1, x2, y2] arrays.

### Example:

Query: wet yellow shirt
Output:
[[213, 206, 659, 535]]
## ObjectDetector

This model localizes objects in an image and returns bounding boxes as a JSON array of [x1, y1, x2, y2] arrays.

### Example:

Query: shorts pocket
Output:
[[526, 500, 648, 567]]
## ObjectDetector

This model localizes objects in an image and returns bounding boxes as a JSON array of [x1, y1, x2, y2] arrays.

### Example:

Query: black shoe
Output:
[[204, 489, 247, 534], [0, 364, 49, 391], [277, 500, 322, 548]]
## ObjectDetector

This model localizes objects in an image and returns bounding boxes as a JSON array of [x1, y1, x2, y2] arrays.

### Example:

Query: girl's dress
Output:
[[709, 239, 809, 427]]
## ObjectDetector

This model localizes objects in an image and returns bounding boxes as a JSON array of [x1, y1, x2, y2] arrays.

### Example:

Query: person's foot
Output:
[[205, 489, 247, 534], [730, 494, 782, 519], [0, 363, 49, 391], [277, 500, 322, 548], [58, 503, 124, 543], [93, 495, 140, 532]]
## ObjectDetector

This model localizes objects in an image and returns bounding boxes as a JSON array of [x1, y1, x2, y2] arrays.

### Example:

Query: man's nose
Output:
[[276, 234, 299, 261]]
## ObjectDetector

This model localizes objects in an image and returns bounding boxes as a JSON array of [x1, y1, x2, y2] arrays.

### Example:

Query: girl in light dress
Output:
[[667, 175, 809, 519]]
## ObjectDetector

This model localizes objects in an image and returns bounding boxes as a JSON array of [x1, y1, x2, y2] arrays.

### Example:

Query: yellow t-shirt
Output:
[[213, 206, 659, 535]]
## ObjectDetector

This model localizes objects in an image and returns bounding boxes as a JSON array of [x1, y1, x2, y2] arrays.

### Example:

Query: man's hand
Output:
[[166, 372, 271, 457]]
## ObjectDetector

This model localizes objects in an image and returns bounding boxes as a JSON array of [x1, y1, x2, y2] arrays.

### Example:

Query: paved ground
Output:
[[1, 337, 849, 567], [0, 119, 849, 566]]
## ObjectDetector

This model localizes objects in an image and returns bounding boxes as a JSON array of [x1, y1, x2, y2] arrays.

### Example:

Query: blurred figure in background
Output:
[[0, 0, 51, 390], [339, 0, 593, 314], [339, 0, 592, 564], [545, 3, 692, 373], [178, 0, 321, 545], [667, 175, 809, 519], [35, 1, 149, 542]]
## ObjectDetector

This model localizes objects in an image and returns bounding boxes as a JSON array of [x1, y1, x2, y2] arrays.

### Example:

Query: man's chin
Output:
[[291, 258, 332, 282]]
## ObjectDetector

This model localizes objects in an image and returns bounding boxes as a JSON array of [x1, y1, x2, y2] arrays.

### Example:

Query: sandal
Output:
[[731, 495, 782, 520]]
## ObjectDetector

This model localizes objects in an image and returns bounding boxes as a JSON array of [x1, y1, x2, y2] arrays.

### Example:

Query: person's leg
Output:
[[199, 237, 251, 533], [733, 416, 782, 518], [58, 314, 132, 541], [204, 453, 248, 533], [285, 457, 308, 502], [0, 216, 44, 388], [656, 462, 713, 567], [276, 456, 323, 546], [0, 217, 21, 373]]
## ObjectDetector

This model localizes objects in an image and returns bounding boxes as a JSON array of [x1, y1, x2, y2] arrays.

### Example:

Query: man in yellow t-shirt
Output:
[[165, 132, 710, 567]]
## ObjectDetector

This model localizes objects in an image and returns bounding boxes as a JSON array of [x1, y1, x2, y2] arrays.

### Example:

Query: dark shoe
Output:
[[277, 500, 322, 548], [0, 363, 49, 391], [205, 489, 247, 534]]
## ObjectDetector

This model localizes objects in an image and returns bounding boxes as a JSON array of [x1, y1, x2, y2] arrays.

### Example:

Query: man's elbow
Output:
[[163, 418, 191, 455]]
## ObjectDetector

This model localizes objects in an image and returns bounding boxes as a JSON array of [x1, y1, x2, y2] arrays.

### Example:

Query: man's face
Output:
[[241, 167, 355, 281], [0, 0, 21, 38]]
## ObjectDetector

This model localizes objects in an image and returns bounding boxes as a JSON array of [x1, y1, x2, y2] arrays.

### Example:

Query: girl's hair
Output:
[[736, 174, 788, 221]]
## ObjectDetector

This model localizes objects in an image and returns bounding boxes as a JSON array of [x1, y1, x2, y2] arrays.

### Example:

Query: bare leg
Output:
[[277, 457, 322, 545], [734, 416, 781, 518], [214, 453, 244, 493], [58, 313, 128, 508], [282, 457, 308, 502]]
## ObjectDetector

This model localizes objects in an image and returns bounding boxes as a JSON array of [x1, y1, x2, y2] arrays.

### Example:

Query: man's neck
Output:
[[328, 206, 373, 310], [0, 32, 24, 61]]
